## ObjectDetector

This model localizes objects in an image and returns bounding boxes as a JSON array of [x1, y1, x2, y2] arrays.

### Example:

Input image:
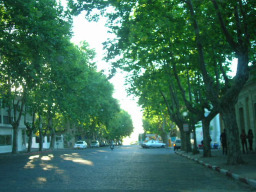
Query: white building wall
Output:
[[195, 114, 221, 147], [29, 135, 64, 149], [0, 101, 30, 153], [0, 127, 12, 153]]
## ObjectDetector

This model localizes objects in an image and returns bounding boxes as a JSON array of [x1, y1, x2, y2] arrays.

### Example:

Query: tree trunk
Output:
[[12, 123, 18, 154], [38, 115, 43, 151], [191, 124, 199, 154], [161, 115, 168, 146], [185, 131, 192, 152], [27, 130, 33, 153], [202, 119, 211, 157], [49, 115, 55, 150], [180, 129, 185, 150], [221, 105, 244, 164], [39, 129, 43, 152], [11, 98, 25, 154]]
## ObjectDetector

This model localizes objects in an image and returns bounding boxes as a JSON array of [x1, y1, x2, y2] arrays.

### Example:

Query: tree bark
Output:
[[221, 104, 244, 164], [27, 129, 32, 153], [12, 123, 19, 154], [202, 119, 211, 157], [191, 124, 199, 154], [49, 115, 55, 150]]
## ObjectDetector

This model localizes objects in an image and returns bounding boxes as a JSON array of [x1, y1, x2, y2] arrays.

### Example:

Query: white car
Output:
[[90, 140, 100, 148], [173, 139, 181, 151], [74, 141, 87, 149], [141, 140, 166, 148]]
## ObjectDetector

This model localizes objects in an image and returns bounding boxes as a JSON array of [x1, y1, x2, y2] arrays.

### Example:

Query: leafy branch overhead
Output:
[[0, 0, 134, 153], [68, 0, 256, 164]]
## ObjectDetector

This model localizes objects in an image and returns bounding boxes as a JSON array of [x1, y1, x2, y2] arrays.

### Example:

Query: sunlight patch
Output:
[[24, 161, 35, 169], [41, 156, 52, 161], [37, 177, 47, 184], [41, 163, 57, 171], [62, 154, 93, 166], [29, 155, 40, 160]]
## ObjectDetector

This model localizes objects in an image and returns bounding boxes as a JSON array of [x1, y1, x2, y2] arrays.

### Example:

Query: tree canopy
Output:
[[0, 0, 134, 153], [68, 0, 256, 164]]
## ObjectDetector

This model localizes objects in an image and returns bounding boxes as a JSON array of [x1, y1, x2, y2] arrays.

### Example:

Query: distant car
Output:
[[90, 140, 100, 148], [173, 139, 181, 151], [99, 141, 106, 147], [141, 140, 166, 148], [74, 141, 87, 149]]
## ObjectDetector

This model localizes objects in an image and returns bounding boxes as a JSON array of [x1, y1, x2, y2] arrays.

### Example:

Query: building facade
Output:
[[235, 67, 256, 151], [0, 105, 29, 153]]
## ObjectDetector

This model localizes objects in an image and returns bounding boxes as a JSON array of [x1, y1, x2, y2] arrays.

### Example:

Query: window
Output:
[[239, 107, 245, 130], [0, 135, 12, 146], [36, 137, 44, 143], [254, 103, 256, 128], [56, 136, 62, 142], [22, 130, 26, 145], [36, 137, 40, 143], [254, 103, 256, 119], [3, 116, 13, 124], [3, 116, 9, 124]]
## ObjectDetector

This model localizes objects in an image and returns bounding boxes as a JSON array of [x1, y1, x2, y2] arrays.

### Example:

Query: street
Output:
[[0, 145, 255, 192]]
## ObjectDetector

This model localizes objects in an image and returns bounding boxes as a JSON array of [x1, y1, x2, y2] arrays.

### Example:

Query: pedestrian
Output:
[[220, 129, 227, 155], [248, 129, 254, 151], [240, 129, 248, 154]]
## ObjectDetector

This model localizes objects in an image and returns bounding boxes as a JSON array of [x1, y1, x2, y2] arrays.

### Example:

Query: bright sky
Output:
[[71, 12, 144, 143]]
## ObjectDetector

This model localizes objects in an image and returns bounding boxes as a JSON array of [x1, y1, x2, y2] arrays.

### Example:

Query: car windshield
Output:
[[76, 141, 83, 144], [176, 140, 181, 143], [91, 141, 97, 143]]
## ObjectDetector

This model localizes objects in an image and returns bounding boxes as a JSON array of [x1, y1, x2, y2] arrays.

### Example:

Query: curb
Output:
[[175, 152, 256, 189], [0, 150, 53, 157], [22, 150, 53, 156]]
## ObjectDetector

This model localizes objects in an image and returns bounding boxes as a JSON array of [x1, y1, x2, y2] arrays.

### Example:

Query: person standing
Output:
[[220, 129, 227, 155], [240, 129, 248, 154], [248, 129, 254, 151]]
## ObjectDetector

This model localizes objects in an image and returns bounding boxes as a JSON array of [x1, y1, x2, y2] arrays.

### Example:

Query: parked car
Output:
[[141, 140, 166, 148], [90, 140, 100, 148], [99, 141, 106, 147], [173, 139, 181, 151], [74, 141, 87, 149]]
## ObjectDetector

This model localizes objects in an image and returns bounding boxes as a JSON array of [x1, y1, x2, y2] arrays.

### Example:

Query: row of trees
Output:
[[69, 0, 255, 164], [0, 0, 133, 154]]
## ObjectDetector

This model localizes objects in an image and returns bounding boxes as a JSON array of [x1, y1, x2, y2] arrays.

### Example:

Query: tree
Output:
[[0, 0, 71, 153], [107, 110, 134, 141], [69, 0, 256, 164]]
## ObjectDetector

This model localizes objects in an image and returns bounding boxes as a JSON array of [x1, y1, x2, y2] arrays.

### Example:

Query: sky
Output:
[[71, 12, 144, 143]]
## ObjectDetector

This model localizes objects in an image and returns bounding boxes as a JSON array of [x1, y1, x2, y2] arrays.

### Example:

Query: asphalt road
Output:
[[0, 145, 255, 192]]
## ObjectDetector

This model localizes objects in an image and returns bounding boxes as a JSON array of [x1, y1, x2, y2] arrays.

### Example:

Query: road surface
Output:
[[0, 145, 255, 192]]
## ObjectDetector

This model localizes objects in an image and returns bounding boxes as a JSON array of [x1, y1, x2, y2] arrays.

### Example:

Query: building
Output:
[[0, 102, 29, 153], [195, 113, 221, 148], [235, 66, 256, 150], [0, 100, 64, 153], [29, 135, 64, 149]]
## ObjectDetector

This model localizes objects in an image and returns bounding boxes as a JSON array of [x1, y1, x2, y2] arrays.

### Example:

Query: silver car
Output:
[[90, 140, 100, 148], [141, 140, 166, 148], [74, 141, 87, 149]]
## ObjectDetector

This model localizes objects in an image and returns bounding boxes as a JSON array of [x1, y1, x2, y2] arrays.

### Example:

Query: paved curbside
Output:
[[175, 151, 256, 189], [0, 150, 53, 157], [22, 150, 53, 156]]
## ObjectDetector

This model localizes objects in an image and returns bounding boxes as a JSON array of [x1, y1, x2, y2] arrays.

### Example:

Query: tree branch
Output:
[[211, 0, 239, 53]]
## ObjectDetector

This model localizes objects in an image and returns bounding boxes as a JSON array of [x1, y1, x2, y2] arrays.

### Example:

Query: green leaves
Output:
[[1, 0, 134, 144]]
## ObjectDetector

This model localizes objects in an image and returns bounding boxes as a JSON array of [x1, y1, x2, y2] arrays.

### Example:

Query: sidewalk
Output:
[[0, 148, 53, 157], [176, 149, 256, 189]]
